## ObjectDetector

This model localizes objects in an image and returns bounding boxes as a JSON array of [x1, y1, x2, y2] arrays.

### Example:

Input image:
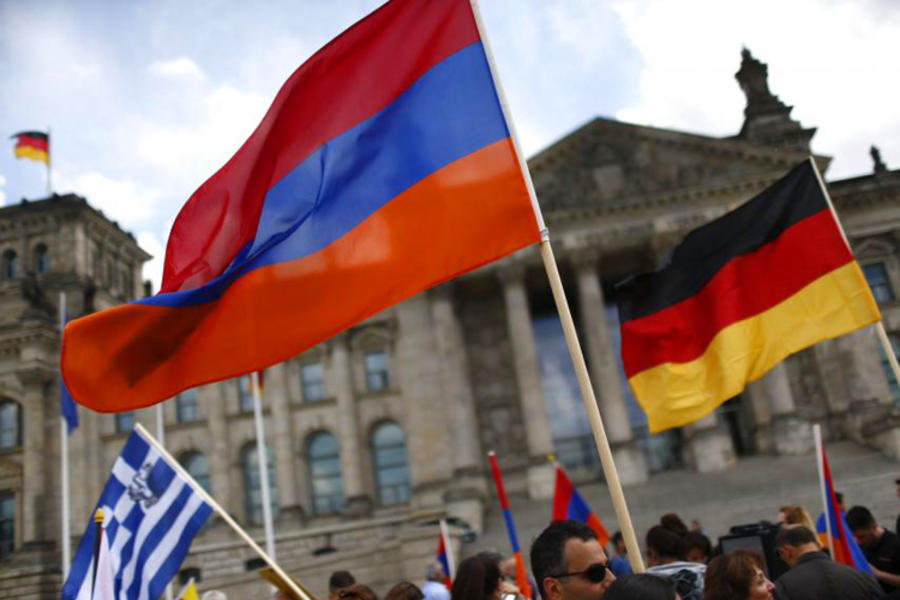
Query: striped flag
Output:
[[10, 130, 49, 164], [62, 428, 213, 599], [616, 159, 881, 432], [551, 464, 609, 547], [488, 452, 532, 599], [436, 520, 454, 589]]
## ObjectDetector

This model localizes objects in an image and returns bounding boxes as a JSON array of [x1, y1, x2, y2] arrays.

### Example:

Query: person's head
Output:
[[604, 574, 677, 600], [685, 532, 712, 564], [338, 585, 378, 600], [846, 505, 882, 549], [329, 571, 357, 600], [385, 582, 424, 600], [645, 526, 686, 566], [660, 513, 689, 538], [704, 550, 774, 600], [775, 526, 820, 567], [612, 532, 626, 556], [835, 492, 846, 512], [499, 557, 516, 580], [426, 562, 446, 583], [777, 506, 815, 532], [530, 520, 615, 600], [451, 552, 502, 600]]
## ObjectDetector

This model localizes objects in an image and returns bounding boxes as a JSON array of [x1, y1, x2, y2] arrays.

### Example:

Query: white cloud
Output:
[[149, 56, 204, 80], [136, 230, 165, 293], [62, 171, 158, 226], [611, 0, 900, 178]]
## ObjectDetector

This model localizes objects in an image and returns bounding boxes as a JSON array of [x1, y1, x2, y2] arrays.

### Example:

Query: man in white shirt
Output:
[[422, 562, 451, 600]]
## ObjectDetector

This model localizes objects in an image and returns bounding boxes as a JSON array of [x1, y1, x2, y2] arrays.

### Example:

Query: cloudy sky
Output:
[[1, 0, 897, 289]]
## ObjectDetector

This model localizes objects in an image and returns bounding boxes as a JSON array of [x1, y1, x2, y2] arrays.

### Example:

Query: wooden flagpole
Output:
[[134, 423, 314, 600], [808, 156, 900, 386], [470, 0, 645, 572], [813, 424, 835, 558]]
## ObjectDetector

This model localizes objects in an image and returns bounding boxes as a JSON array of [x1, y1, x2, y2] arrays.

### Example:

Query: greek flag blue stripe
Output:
[[147, 502, 214, 598], [120, 432, 152, 471]]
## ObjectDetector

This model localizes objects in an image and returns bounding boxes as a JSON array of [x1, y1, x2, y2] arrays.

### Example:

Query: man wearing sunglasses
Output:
[[531, 520, 616, 600]]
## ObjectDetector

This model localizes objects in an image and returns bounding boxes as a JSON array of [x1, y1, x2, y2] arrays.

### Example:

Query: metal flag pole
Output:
[[59, 292, 71, 580], [470, 0, 645, 572], [155, 403, 174, 600], [252, 370, 277, 563], [808, 156, 900, 387], [134, 423, 314, 600], [813, 424, 835, 558], [46, 126, 52, 196]]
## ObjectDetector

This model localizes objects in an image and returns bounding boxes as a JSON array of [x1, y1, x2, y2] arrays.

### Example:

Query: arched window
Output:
[[0, 401, 20, 450], [241, 443, 279, 524], [180, 451, 211, 494], [371, 422, 410, 505], [307, 432, 343, 515], [33, 244, 49, 274], [176, 388, 199, 422], [2, 250, 17, 281]]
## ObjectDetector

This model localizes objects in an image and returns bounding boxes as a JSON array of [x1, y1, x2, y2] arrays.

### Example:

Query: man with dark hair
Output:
[[644, 525, 705, 600], [530, 520, 615, 600], [847, 505, 900, 593], [328, 570, 356, 600], [774, 525, 882, 599]]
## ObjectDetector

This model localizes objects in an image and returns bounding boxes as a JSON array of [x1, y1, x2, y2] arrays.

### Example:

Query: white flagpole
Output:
[[808, 156, 900, 386], [813, 424, 835, 557], [252, 371, 277, 563], [59, 292, 71, 580], [439, 519, 455, 580], [134, 423, 313, 600], [46, 126, 52, 196], [469, 0, 645, 572], [156, 403, 175, 600]]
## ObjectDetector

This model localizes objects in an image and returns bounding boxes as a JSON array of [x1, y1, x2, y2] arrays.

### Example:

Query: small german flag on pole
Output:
[[11, 131, 49, 164], [616, 159, 881, 433]]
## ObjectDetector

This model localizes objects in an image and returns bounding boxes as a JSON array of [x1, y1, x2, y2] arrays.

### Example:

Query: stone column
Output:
[[15, 366, 53, 544], [685, 414, 736, 473], [759, 363, 813, 454], [206, 385, 233, 516], [573, 253, 648, 485], [430, 284, 486, 533], [331, 333, 371, 515], [266, 363, 298, 518], [499, 265, 555, 499], [745, 379, 774, 454], [396, 296, 456, 507]]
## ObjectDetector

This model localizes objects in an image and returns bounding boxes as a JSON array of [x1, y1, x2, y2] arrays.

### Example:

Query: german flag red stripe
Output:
[[13, 133, 49, 153]]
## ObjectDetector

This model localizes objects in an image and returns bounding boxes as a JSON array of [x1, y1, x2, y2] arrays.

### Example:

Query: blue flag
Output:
[[62, 428, 213, 599], [59, 304, 78, 433]]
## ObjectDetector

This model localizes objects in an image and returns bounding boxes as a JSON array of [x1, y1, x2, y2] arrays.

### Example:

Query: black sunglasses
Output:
[[547, 563, 608, 583]]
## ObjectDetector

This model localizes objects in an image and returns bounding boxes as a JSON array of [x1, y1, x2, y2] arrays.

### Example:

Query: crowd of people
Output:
[[318, 483, 900, 600]]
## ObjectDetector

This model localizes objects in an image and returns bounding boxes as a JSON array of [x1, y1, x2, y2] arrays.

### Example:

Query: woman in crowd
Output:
[[704, 550, 775, 600], [451, 552, 516, 600], [605, 574, 680, 600], [385, 582, 425, 600], [778, 506, 816, 534]]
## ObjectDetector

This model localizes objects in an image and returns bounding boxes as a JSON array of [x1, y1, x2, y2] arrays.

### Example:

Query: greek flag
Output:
[[62, 428, 213, 599]]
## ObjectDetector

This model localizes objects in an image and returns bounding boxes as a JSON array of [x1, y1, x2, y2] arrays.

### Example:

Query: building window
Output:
[[33, 244, 48, 274], [301, 363, 325, 401], [2, 250, 17, 281], [241, 443, 279, 524], [180, 452, 211, 494], [364, 350, 389, 392], [237, 376, 253, 413], [880, 333, 900, 405], [371, 422, 410, 505], [0, 402, 20, 450], [864, 262, 895, 303], [176, 388, 199, 423], [0, 492, 13, 558], [307, 432, 343, 515], [115, 411, 135, 433]]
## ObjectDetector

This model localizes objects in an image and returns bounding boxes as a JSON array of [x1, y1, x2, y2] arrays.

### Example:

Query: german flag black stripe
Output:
[[616, 161, 829, 323]]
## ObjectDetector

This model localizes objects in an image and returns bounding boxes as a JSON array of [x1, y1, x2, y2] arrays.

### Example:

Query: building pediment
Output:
[[527, 117, 827, 214]]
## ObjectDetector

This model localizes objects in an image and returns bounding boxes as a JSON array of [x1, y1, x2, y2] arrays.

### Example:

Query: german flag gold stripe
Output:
[[629, 261, 881, 433], [14, 146, 48, 164]]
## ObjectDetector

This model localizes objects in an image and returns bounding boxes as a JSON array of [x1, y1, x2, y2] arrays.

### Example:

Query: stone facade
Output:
[[0, 49, 898, 597]]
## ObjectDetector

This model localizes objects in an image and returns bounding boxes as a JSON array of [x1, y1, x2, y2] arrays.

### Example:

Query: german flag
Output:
[[11, 131, 49, 164], [615, 159, 881, 432]]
